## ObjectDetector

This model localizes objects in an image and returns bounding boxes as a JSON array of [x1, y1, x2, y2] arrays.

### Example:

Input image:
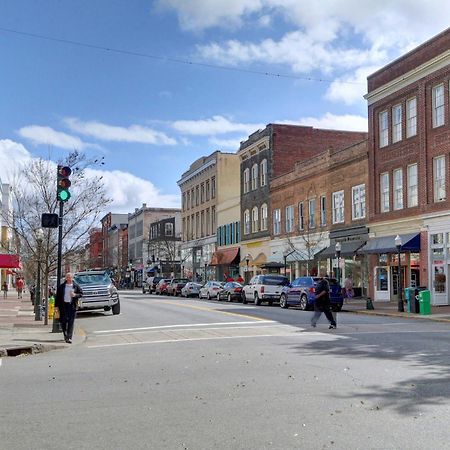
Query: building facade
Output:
[[100, 212, 128, 268], [365, 27, 450, 304]]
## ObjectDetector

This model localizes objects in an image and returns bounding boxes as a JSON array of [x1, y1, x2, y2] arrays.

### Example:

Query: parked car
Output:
[[155, 278, 172, 295], [148, 276, 163, 294], [217, 281, 243, 302], [242, 274, 289, 305], [167, 278, 190, 296], [199, 281, 224, 300], [279, 276, 344, 311], [181, 282, 203, 298]]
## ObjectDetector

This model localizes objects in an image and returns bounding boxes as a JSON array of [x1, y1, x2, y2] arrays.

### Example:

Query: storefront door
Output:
[[374, 266, 390, 301]]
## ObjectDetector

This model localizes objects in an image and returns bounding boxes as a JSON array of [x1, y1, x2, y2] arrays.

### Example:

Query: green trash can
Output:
[[418, 289, 431, 315], [404, 288, 411, 313]]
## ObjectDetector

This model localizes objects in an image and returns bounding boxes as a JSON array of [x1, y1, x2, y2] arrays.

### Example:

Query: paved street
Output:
[[2, 290, 450, 449]]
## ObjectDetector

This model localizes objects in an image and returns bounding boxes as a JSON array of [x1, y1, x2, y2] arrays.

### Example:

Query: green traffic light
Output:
[[58, 190, 71, 202]]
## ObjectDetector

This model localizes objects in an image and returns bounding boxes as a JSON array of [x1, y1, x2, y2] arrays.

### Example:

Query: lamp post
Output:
[[395, 235, 404, 312], [245, 254, 250, 284], [335, 242, 342, 286], [35, 228, 44, 321]]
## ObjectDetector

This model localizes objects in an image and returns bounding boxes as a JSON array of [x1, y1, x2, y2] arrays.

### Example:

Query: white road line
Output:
[[93, 320, 275, 334]]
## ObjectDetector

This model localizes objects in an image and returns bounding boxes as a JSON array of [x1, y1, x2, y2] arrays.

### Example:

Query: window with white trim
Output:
[[407, 163, 418, 207], [251, 206, 259, 233], [260, 159, 267, 186], [320, 196, 326, 226], [434, 155, 446, 202], [380, 173, 390, 213], [379, 111, 388, 148], [406, 97, 417, 137], [243, 169, 250, 194], [308, 198, 316, 229], [261, 203, 268, 230], [285, 205, 294, 233], [332, 191, 344, 224], [392, 104, 402, 143], [165, 222, 174, 236], [298, 202, 304, 230], [273, 209, 281, 235], [393, 168, 403, 210], [251, 164, 258, 190], [352, 184, 366, 219], [433, 84, 445, 128], [244, 209, 250, 235]]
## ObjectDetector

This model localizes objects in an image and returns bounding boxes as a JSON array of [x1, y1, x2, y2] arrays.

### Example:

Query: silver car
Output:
[[199, 281, 225, 300], [181, 282, 203, 298]]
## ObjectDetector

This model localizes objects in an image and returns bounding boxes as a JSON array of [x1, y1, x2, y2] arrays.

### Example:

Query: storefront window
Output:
[[433, 265, 446, 293], [432, 233, 444, 245], [432, 248, 444, 259], [379, 254, 388, 264], [376, 267, 388, 291]]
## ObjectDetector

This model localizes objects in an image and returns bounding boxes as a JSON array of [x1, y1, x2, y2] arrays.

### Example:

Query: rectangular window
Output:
[[190, 189, 194, 208], [285, 205, 294, 233], [392, 104, 402, 143], [201, 211, 205, 237], [211, 177, 216, 199], [200, 183, 205, 203], [165, 222, 174, 236], [243, 169, 250, 194], [298, 202, 304, 230], [393, 169, 403, 210], [211, 206, 216, 231], [434, 155, 446, 202], [244, 210, 250, 235], [406, 97, 417, 137], [261, 205, 268, 231], [320, 196, 326, 226], [273, 209, 281, 235], [195, 186, 199, 206], [251, 165, 258, 190], [205, 180, 210, 201], [352, 184, 366, 219], [407, 164, 418, 207], [260, 160, 267, 186], [332, 191, 344, 224], [379, 110, 388, 148], [308, 198, 316, 229], [433, 84, 445, 128], [380, 172, 390, 213], [205, 208, 210, 235]]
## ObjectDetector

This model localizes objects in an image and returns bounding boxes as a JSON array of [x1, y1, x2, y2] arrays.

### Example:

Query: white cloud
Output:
[[18, 126, 95, 150], [209, 137, 243, 151], [171, 115, 264, 136], [292, 112, 368, 132], [0, 139, 33, 183], [64, 118, 177, 145]]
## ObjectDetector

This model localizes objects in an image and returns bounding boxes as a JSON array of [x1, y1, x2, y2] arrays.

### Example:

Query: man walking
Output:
[[16, 277, 24, 299], [55, 273, 82, 343], [311, 276, 337, 329]]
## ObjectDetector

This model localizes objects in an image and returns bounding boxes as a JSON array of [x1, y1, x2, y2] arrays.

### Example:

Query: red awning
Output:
[[0, 254, 22, 269], [209, 247, 240, 266]]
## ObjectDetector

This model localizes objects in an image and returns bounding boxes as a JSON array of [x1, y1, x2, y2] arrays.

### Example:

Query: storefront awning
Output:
[[0, 254, 22, 269], [316, 240, 366, 258], [239, 252, 267, 267], [360, 233, 420, 254], [209, 247, 240, 266]]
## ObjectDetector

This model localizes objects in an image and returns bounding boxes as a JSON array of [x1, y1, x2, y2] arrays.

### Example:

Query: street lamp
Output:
[[395, 234, 404, 312], [245, 254, 250, 284], [35, 228, 44, 321], [335, 242, 342, 286]]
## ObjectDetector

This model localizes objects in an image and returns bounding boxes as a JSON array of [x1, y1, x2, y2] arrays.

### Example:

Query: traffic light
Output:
[[57, 165, 71, 202]]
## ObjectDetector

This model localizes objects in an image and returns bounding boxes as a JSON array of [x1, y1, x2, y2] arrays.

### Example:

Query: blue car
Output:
[[279, 277, 343, 311]]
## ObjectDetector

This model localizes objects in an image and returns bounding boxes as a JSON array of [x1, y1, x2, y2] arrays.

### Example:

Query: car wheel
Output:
[[254, 293, 261, 306], [227, 293, 232, 302], [299, 294, 308, 311], [280, 294, 289, 309], [217, 293, 221, 301], [112, 300, 121, 315], [242, 292, 247, 304], [207, 292, 211, 300]]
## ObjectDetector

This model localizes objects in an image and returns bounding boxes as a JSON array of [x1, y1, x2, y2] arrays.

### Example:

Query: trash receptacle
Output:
[[418, 289, 431, 315], [404, 288, 411, 313], [409, 288, 420, 313]]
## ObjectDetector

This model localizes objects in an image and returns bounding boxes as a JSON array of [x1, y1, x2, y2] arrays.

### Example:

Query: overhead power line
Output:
[[0, 26, 364, 85]]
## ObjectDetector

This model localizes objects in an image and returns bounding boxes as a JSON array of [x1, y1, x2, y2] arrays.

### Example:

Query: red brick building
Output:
[[89, 228, 103, 269], [364, 27, 450, 305]]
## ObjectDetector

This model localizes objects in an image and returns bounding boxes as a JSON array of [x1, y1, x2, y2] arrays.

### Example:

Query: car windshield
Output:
[[261, 276, 289, 286], [74, 273, 111, 285]]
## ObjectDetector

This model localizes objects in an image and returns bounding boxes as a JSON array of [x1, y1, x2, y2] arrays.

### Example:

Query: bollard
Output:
[[366, 297, 374, 310]]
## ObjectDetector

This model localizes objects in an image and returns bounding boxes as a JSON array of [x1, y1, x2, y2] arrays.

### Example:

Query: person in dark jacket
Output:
[[311, 276, 337, 329], [55, 273, 82, 343]]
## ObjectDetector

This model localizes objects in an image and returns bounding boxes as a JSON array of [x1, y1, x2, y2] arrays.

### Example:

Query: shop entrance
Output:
[[390, 266, 406, 301], [374, 266, 390, 301]]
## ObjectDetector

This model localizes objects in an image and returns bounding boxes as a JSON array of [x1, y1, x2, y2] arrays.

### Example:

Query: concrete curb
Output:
[[342, 308, 450, 323]]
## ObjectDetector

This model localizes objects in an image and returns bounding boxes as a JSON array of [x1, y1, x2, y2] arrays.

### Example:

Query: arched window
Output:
[[251, 164, 258, 190], [243, 168, 250, 194], [260, 159, 267, 186], [252, 206, 259, 233], [260, 203, 268, 230], [244, 209, 250, 235]]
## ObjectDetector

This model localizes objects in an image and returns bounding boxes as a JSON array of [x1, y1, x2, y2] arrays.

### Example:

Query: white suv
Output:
[[242, 274, 289, 306]]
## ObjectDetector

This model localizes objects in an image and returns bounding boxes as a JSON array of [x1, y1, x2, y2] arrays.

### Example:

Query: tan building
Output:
[[178, 151, 240, 281]]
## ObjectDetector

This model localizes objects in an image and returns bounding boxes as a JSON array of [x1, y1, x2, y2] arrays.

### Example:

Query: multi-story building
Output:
[[88, 228, 103, 268], [128, 204, 180, 286], [100, 212, 128, 268], [178, 151, 240, 281], [238, 124, 368, 279], [364, 27, 450, 305], [270, 140, 369, 294]]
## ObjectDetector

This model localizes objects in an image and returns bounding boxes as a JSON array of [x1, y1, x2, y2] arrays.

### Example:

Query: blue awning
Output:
[[360, 233, 420, 254]]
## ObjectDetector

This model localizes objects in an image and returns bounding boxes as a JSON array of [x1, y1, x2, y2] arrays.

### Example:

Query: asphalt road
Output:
[[2, 290, 450, 450]]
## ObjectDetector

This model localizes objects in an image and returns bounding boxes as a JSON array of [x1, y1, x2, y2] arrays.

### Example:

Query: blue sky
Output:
[[1, 1, 449, 213]]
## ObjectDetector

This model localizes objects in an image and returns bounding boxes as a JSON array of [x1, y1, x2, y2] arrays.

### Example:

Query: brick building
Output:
[[238, 124, 368, 278], [364, 27, 450, 305], [270, 140, 369, 293]]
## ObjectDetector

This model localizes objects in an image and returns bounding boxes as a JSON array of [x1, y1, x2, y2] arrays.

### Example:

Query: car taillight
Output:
[[309, 287, 315, 294], [261, 286, 265, 293], [235, 288, 242, 292]]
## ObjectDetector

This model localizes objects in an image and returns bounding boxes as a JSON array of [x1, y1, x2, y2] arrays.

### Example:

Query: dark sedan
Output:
[[217, 281, 243, 302]]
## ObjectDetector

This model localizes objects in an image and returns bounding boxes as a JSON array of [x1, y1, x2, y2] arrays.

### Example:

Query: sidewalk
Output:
[[342, 298, 450, 322], [0, 291, 84, 357]]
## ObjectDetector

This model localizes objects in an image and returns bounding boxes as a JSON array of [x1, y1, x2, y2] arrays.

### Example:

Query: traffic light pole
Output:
[[52, 200, 64, 333]]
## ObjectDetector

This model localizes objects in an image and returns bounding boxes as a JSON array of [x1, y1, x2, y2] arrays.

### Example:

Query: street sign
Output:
[[41, 213, 59, 228]]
